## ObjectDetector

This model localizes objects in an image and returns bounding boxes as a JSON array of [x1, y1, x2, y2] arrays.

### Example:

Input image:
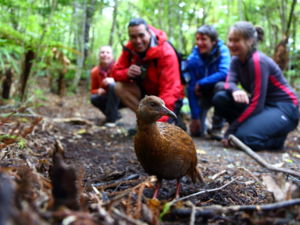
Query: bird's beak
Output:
[[160, 105, 177, 119]]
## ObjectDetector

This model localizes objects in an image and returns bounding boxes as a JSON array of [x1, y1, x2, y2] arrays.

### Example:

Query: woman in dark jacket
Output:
[[213, 21, 299, 150]]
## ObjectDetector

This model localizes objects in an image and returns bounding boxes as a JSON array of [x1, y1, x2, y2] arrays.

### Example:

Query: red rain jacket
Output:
[[90, 63, 114, 94], [112, 25, 184, 121]]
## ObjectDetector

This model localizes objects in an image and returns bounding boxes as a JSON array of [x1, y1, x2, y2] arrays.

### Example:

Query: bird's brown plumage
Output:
[[134, 95, 203, 198]]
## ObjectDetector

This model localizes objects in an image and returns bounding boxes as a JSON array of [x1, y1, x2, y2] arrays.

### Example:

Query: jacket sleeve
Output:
[[198, 44, 231, 86], [187, 55, 201, 119], [223, 58, 240, 92], [111, 50, 131, 82], [225, 53, 269, 137], [156, 43, 183, 121], [90, 67, 100, 94]]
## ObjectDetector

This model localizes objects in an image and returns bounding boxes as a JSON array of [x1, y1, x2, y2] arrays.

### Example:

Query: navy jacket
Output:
[[224, 50, 299, 135], [187, 40, 231, 119]]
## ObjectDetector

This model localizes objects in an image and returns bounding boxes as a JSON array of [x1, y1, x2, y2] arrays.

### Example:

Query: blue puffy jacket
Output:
[[187, 40, 230, 119]]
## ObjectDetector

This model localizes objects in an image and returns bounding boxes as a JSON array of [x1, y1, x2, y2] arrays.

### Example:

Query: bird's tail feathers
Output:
[[190, 167, 204, 184]]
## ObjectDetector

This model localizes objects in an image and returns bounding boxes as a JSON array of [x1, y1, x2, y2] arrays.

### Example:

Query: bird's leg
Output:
[[152, 178, 162, 199], [175, 179, 181, 199]]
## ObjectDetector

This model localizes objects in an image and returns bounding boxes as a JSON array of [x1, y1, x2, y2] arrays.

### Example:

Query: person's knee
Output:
[[90, 95, 98, 106], [212, 90, 229, 108], [235, 131, 285, 151], [234, 132, 263, 150], [107, 83, 115, 91], [214, 81, 225, 93], [114, 82, 123, 97]]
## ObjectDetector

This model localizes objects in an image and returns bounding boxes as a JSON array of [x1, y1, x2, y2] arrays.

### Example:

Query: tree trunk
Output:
[[273, 0, 297, 71], [2, 68, 13, 99], [72, 0, 96, 91], [167, 0, 174, 39], [57, 72, 65, 96], [19, 49, 35, 101], [176, 4, 185, 52], [109, 0, 118, 46]]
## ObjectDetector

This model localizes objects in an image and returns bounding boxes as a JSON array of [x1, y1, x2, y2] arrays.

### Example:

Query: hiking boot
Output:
[[127, 127, 137, 136], [207, 128, 223, 141], [104, 122, 116, 128]]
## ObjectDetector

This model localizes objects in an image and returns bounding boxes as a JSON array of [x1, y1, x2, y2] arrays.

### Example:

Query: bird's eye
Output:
[[150, 102, 156, 107]]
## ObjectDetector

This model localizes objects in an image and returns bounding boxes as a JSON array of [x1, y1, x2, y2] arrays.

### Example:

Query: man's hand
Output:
[[97, 88, 106, 96], [189, 119, 201, 136], [232, 90, 249, 104], [102, 77, 115, 87], [221, 138, 230, 147], [194, 84, 202, 96], [127, 65, 142, 80]]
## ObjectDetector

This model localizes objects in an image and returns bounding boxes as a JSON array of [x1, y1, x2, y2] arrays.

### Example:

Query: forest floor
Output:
[[0, 80, 300, 225]]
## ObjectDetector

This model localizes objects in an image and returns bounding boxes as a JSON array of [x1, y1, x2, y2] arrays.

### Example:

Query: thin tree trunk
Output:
[[238, 0, 244, 20], [273, 0, 297, 71], [109, 0, 118, 46], [158, 0, 164, 29], [176, 3, 185, 52], [72, 0, 96, 90], [19, 49, 35, 101], [2, 68, 13, 99], [72, 0, 84, 91], [285, 0, 297, 39], [167, 0, 174, 40]]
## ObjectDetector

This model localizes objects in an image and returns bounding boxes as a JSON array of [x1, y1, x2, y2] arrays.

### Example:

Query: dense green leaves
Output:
[[0, 0, 299, 100]]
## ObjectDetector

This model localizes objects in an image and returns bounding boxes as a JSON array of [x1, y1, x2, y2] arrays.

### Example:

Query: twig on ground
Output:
[[134, 183, 146, 219], [210, 170, 227, 180], [52, 117, 94, 126], [229, 135, 300, 178], [186, 202, 196, 225], [170, 198, 300, 218], [237, 167, 261, 183], [106, 177, 152, 210], [173, 178, 237, 204], [112, 208, 148, 225], [94, 174, 141, 190], [160, 179, 237, 219]]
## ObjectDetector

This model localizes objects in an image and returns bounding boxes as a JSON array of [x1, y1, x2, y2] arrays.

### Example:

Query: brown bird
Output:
[[134, 95, 203, 198]]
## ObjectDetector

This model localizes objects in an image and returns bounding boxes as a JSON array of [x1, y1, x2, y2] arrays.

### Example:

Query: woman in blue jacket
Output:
[[187, 25, 231, 137]]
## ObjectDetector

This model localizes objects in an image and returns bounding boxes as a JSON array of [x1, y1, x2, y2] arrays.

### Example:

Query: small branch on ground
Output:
[[52, 117, 94, 126], [228, 135, 300, 178], [169, 198, 300, 218], [173, 178, 237, 204]]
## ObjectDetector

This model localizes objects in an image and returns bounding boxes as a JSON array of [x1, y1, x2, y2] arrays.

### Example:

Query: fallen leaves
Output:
[[0, 102, 299, 225]]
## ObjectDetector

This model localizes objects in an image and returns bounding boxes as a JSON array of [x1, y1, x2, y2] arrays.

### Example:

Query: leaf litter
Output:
[[0, 91, 299, 225]]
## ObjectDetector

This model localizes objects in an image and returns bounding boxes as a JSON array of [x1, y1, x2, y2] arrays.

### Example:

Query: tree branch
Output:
[[170, 198, 300, 218], [228, 135, 300, 178]]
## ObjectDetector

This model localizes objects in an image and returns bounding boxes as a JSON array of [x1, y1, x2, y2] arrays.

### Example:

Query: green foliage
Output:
[[0, 134, 18, 142], [0, 134, 27, 149], [32, 88, 47, 101], [17, 137, 27, 149], [0, 0, 299, 96]]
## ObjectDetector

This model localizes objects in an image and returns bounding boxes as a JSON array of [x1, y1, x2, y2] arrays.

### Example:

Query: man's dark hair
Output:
[[128, 18, 149, 31], [197, 25, 218, 42]]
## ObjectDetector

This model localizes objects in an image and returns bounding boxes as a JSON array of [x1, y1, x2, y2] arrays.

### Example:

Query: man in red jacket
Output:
[[90, 46, 120, 124], [112, 18, 184, 123]]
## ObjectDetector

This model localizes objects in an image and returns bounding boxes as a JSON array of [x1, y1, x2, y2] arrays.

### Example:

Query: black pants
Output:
[[213, 90, 299, 150], [167, 99, 187, 130], [198, 89, 224, 134], [90, 84, 120, 123]]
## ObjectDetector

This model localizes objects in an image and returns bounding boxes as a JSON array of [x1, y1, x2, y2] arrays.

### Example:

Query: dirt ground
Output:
[[1, 83, 300, 225]]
